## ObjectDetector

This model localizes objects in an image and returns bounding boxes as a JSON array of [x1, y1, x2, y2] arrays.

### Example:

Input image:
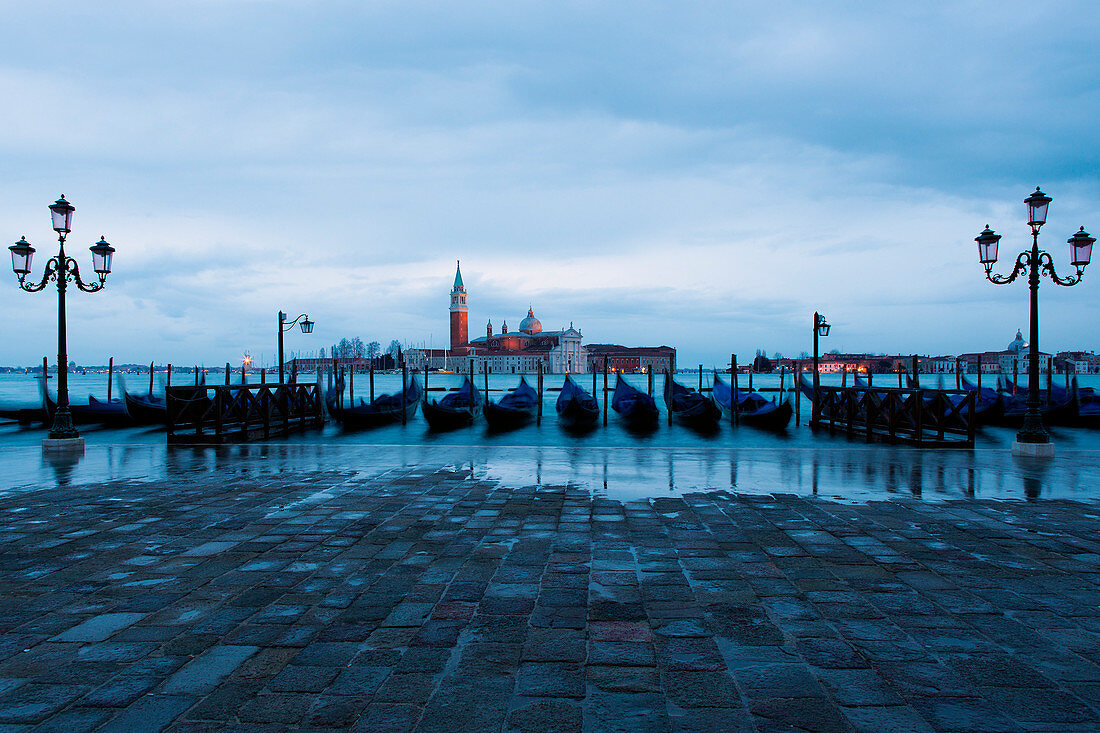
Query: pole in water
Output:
[[484, 362, 489, 405], [731, 355, 739, 425], [166, 364, 172, 389], [149, 361, 154, 394], [260, 368, 266, 384], [1047, 357, 1053, 406], [1012, 357, 1018, 395], [225, 363, 231, 385], [349, 369, 354, 404], [401, 362, 408, 425], [698, 364, 702, 391], [794, 360, 800, 426], [536, 361, 543, 425], [665, 369, 672, 426], [107, 357, 114, 401], [648, 368, 654, 397], [603, 357, 608, 425], [370, 360, 375, 402]]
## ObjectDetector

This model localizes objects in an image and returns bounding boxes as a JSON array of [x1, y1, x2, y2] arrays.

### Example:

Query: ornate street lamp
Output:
[[278, 311, 315, 383], [812, 311, 830, 423], [8, 196, 115, 450], [976, 187, 1092, 458]]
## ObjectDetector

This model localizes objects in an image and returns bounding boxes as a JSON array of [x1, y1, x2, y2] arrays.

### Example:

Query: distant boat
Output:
[[663, 376, 719, 428], [333, 377, 422, 430], [712, 374, 792, 431], [484, 377, 538, 431], [610, 374, 658, 428], [422, 377, 482, 430], [556, 375, 599, 428]]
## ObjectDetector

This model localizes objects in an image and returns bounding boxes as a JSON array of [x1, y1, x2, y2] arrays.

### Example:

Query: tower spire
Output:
[[453, 260, 464, 291]]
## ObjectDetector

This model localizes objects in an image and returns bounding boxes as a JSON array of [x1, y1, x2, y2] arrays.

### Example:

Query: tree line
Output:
[[320, 338, 405, 368]]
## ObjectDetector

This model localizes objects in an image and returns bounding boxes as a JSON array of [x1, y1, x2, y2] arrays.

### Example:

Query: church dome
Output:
[[1008, 329, 1027, 354], [519, 307, 542, 334]]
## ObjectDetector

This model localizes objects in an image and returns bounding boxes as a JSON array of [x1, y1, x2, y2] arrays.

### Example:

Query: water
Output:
[[1, 371, 1098, 502]]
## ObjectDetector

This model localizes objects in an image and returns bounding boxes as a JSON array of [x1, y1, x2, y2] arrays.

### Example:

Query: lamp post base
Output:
[[1012, 439, 1054, 459], [42, 436, 84, 453]]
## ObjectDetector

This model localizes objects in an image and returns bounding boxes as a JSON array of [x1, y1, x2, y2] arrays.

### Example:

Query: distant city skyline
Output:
[[1, 2, 1097, 368]]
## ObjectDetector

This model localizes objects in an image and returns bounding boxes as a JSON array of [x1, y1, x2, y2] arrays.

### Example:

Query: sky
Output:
[[1, 1, 1098, 368]]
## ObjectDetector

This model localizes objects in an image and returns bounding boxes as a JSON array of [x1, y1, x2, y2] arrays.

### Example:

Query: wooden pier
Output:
[[166, 382, 325, 444], [810, 385, 975, 448]]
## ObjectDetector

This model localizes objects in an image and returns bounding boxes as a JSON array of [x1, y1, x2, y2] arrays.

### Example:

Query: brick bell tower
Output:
[[449, 260, 468, 353]]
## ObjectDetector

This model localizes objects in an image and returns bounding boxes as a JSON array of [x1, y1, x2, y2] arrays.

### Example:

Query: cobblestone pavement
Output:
[[2, 463, 1100, 732]]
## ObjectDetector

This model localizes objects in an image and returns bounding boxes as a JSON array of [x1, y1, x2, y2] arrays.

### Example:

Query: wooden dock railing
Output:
[[811, 385, 975, 448], [166, 382, 324, 444]]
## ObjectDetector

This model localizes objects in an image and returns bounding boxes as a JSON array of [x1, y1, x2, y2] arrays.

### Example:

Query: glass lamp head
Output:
[[299, 317, 314, 334], [975, 225, 1001, 266], [9, 236, 35, 276], [1025, 187, 1051, 228], [1069, 227, 1095, 267], [49, 195, 75, 234], [89, 236, 115, 276]]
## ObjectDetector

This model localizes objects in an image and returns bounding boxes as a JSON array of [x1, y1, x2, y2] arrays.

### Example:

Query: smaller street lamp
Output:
[[278, 311, 315, 383], [812, 311, 830, 423]]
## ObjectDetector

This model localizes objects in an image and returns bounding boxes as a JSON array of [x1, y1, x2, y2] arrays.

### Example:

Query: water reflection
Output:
[[1, 440, 1096, 504]]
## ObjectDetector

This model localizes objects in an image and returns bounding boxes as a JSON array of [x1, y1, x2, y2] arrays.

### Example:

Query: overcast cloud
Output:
[[1, 1, 1097, 367]]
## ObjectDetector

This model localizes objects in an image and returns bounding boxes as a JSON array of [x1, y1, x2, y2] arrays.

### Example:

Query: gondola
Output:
[[335, 377, 422, 430], [71, 395, 134, 427], [0, 399, 49, 425], [123, 391, 168, 425], [664, 376, 720, 428], [484, 377, 538, 431], [610, 374, 659, 428], [43, 386, 134, 427], [556, 375, 599, 428], [993, 377, 1077, 427], [711, 374, 792, 431], [1074, 378, 1100, 428], [956, 375, 1006, 425], [422, 377, 482, 430]]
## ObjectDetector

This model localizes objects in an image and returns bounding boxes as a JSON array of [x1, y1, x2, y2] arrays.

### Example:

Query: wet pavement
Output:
[[1, 448, 1099, 731]]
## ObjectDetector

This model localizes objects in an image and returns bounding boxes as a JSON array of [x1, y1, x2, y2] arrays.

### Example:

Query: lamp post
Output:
[[811, 311, 830, 423], [975, 187, 1093, 458], [278, 311, 314, 383], [8, 196, 115, 451]]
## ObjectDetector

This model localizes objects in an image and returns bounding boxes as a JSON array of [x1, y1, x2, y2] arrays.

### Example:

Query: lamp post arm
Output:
[[18, 257, 60, 293], [1037, 251, 1084, 287], [985, 251, 1030, 285], [66, 258, 106, 292], [281, 314, 311, 331]]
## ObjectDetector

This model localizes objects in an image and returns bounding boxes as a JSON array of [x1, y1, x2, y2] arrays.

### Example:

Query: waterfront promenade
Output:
[[1, 446, 1099, 731]]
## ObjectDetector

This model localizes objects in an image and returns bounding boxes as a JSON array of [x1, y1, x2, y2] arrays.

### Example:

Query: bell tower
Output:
[[449, 260, 468, 352]]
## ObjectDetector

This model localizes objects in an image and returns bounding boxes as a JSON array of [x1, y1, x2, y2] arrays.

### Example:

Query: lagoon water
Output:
[[1, 371, 1098, 503]]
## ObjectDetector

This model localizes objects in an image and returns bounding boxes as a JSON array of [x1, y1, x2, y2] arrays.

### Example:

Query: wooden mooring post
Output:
[[794, 360, 800, 426], [370, 360, 375, 403], [647, 368, 654, 397], [912, 355, 920, 388], [401, 362, 408, 425], [1047, 357, 1053, 406], [603, 358, 609, 426], [731, 355, 740, 426], [665, 369, 672, 426], [107, 357, 114, 401], [1012, 358, 1018, 395], [224, 363, 231, 385], [484, 363, 490, 404], [698, 364, 703, 392], [536, 361, 543, 426], [349, 369, 354, 404], [166, 364, 172, 389], [148, 361, 155, 394]]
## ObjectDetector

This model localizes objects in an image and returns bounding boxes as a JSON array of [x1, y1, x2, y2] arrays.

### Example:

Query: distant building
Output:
[[586, 345, 676, 374], [408, 262, 590, 374], [1056, 351, 1099, 374]]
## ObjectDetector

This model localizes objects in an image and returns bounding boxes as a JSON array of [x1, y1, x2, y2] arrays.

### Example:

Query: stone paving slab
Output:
[[0, 463, 1099, 731]]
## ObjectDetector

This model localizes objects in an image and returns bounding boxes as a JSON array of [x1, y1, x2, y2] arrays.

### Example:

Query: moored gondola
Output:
[[335, 377, 422, 430], [484, 377, 538, 431], [123, 391, 168, 425], [711, 374, 792, 431], [991, 377, 1077, 427], [422, 377, 482, 430], [664, 375, 720, 428], [556, 375, 599, 428], [611, 374, 659, 428], [44, 389, 135, 427]]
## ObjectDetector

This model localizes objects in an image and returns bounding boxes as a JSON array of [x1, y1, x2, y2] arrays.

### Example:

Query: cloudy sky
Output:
[[2, 1, 1098, 368]]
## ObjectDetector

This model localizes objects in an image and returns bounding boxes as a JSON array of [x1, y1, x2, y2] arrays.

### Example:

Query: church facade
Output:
[[409, 262, 589, 374]]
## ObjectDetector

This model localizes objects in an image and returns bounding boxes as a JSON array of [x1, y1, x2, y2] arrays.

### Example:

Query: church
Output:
[[409, 262, 589, 374]]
